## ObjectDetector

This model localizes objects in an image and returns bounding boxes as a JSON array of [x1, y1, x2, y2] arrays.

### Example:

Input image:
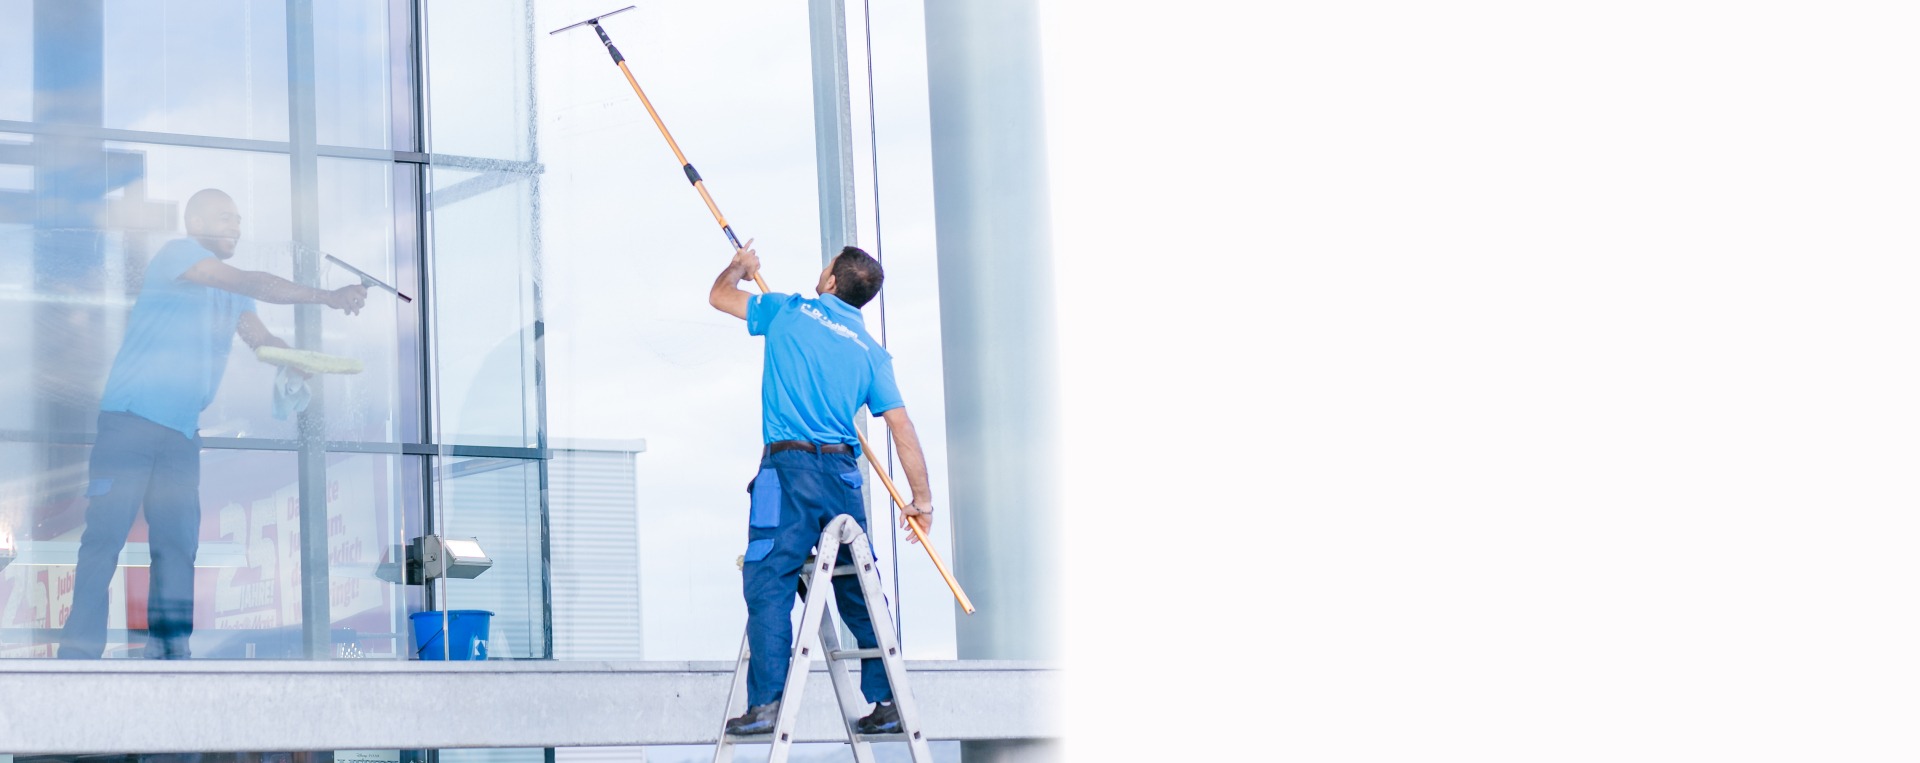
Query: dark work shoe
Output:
[[725, 702, 780, 736], [854, 701, 902, 735]]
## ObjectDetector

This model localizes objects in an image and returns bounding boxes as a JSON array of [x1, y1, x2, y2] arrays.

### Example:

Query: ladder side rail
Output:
[[711, 634, 753, 763], [765, 534, 847, 763], [845, 526, 937, 761]]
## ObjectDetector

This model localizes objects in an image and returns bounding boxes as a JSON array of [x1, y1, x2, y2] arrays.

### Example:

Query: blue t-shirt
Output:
[[747, 292, 903, 449], [99, 238, 258, 438]]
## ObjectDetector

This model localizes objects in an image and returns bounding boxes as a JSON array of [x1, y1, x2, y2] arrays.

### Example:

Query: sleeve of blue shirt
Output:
[[147, 239, 207, 285], [231, 293, 259, 323], [153, 241, 259, 317], [866, 350, 904, 415], [746, 292, 796, 336]]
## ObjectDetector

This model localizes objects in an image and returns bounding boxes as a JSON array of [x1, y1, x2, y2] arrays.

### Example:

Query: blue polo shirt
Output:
[[746, 292, 902, 449], [99, 238, 257, 439]]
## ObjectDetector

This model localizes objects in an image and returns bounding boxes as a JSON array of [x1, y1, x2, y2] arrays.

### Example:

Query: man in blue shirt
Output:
[[58, 188, 368, 659], [709, 241, 935, 736]]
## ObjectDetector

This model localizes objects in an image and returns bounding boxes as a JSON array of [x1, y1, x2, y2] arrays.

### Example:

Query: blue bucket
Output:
[[410, 610, 493, 660]]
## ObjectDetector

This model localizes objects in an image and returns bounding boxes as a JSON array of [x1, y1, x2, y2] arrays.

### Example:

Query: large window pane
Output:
[[424, 0, 531, 161], [101, 0, 291, 141], [93, 143, 298, 441], [0, 439, 90, 658], [536, 0, 820, 662], [0, 0, 28, 122], [434, 456, 545, 659], [0, 137, 427, 661], [530, 0, 974, 662], [0, 140, 292, 442], [195, 450, 413, 659], [317, 157, 411, 444], [0, 449, 413, 659], [428, 166, 537, 449], [315, 0, 396, 149]]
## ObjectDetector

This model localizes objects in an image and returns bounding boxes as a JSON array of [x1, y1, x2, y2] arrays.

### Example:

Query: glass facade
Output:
[[0, 0, 548, 663], [0, 0, 986, 755]]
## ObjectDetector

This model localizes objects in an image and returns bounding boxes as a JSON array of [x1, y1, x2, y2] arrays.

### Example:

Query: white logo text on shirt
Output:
[[798, 303, 869, 349]]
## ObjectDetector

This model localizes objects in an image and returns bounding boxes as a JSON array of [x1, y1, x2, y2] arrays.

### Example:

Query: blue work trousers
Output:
[[743, 449, 892, 707], [59, 412, 202, 659]]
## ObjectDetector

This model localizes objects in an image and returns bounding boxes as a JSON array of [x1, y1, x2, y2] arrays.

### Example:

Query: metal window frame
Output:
[[0, 0, 552, 668], [411, 0, 554, 663], [5, 0, 877, 668], [0, 118, 537, 172]]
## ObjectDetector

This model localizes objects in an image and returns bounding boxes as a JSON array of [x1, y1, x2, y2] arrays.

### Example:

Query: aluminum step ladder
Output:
[[713, 514, 934, 763]]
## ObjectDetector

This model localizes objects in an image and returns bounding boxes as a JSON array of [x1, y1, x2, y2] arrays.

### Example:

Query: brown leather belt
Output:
[[765, 440, 855, 456]]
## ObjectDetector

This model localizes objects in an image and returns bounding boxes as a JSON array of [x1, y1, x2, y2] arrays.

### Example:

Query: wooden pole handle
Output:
[[855, 429, 976, 614]]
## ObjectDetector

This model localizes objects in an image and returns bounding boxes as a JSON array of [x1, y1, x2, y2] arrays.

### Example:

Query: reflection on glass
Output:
[[436, 457, 545, 659], [440, 749, 545, 763], [0, 0, 28, 122], [315, 0, 395, 149], [6, 753, 382, 763], [425, 0, 531, 161], [1, 0, 405, 148], [100, 0, 291, 141], [429, 167, 537, 448], [0, 178, 374, 658], [316, 158, 407, 444], [0, 449, 413, 659], [0, 441, 89, 658], [55, 188, 368, 658], [0, 0, 557, 668]]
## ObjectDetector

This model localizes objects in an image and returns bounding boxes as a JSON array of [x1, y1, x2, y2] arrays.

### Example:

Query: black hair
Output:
[[830, 246, 884, 308]]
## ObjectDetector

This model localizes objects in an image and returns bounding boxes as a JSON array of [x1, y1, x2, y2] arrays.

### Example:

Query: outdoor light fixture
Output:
[[406, 535, 493, 583]]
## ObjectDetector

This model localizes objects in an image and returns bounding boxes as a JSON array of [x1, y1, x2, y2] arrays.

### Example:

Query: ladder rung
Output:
[[855, 732, 922, 743], [801, 554, 864, 577], [830, 648, 884, 660]]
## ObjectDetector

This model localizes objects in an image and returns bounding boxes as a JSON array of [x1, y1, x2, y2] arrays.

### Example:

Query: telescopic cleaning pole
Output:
[[550, 6, 765, 293], [553, 7, 975, 614]]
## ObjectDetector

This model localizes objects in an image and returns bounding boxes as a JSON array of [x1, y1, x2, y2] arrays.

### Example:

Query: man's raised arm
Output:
[[709, 240, 760, 320]]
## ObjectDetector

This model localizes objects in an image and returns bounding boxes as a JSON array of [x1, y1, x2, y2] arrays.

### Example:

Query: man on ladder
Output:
[[708, 240, 936, 737]]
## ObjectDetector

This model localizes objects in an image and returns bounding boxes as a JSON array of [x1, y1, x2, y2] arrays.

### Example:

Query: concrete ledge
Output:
[[0, 660, 1060, 754]]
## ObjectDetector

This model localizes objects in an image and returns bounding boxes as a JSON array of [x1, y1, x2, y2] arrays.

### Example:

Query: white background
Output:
[[1047, 0, 1920, 760]]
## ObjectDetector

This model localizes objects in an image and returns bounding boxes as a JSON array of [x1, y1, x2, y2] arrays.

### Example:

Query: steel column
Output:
[[286, 0, 333, 663], [922, 0, 1061, 663]]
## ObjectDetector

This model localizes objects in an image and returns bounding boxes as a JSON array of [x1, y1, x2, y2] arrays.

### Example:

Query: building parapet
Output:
[[0, 659, 1059, 753]]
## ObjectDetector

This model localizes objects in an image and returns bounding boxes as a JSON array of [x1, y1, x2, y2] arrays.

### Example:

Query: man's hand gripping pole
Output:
[[852, 428, 975, 614]]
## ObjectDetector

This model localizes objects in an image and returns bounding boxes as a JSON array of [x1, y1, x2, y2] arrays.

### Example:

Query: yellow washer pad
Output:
[[255, 346, 365, 375]]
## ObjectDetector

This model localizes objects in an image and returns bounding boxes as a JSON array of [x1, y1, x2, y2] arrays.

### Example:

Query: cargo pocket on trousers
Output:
[[749, 469, 781, 529], [838, 471, 862, 490], [744, 538, 775, 563]]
